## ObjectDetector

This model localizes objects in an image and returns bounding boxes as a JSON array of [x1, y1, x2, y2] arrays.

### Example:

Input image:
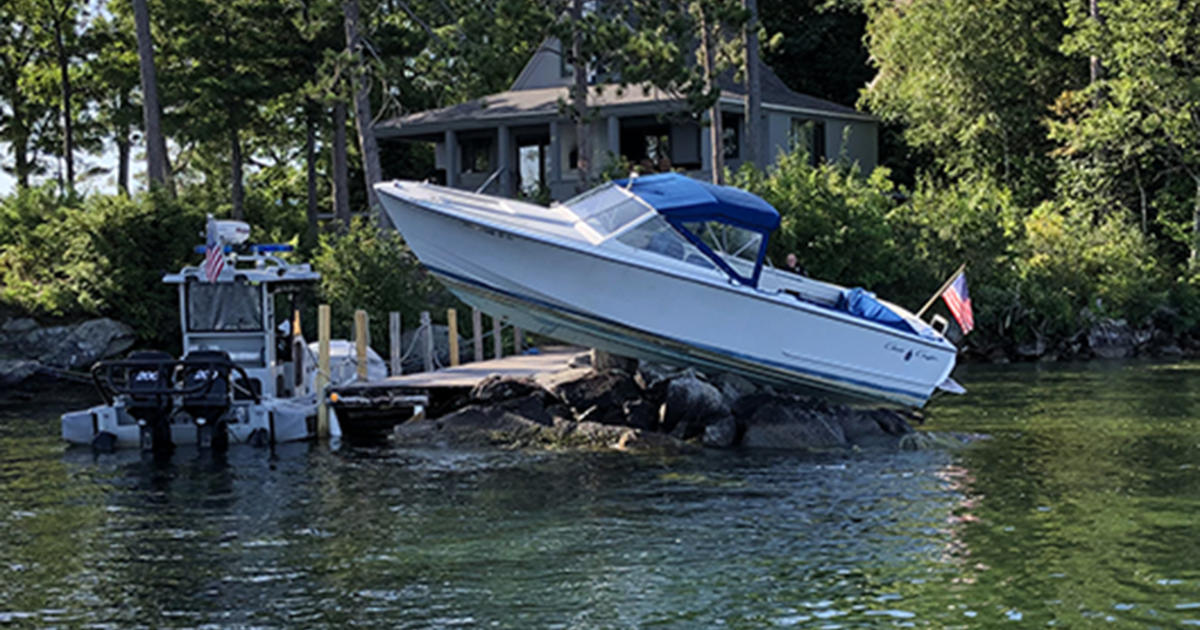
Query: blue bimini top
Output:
[[615, 173, 781, 233]]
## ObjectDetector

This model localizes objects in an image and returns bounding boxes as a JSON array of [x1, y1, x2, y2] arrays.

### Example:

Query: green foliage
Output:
[[311, 217, 450, 340], [0, 187, 207, 345], [732, 150, 911, 293]]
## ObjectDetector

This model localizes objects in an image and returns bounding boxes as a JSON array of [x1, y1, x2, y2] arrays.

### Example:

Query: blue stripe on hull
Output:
[[426, 265, 931, 408]]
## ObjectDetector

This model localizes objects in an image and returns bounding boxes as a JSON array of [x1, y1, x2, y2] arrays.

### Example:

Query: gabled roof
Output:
[[376, 39, 873, 139]]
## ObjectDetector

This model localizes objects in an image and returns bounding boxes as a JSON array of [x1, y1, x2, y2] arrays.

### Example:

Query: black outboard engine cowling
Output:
[[180, 350, 235, 451], [123, 350, 176, 453]]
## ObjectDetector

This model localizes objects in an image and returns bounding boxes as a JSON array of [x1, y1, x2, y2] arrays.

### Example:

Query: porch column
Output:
[[549, 120, 562, 185], [606, 115, 620, 165], [498, 124, 513, 197], [444, 129, 459, 188], [699, 114, 712, 177]]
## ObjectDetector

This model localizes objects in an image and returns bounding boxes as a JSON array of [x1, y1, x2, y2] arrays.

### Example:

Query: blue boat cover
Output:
[[615, 173, 781, 233], [837, 288, 917, 334]]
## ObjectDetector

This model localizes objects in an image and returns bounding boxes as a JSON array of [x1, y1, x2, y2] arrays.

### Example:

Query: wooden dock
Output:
[[336, 345, 583, 392]]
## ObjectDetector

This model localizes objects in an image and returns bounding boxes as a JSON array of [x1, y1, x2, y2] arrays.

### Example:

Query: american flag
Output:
[[204, 215, 224, 282], [942, 272, 974, 334]]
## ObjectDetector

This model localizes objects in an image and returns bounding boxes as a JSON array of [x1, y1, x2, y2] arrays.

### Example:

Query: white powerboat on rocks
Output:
[[375, 173, 963, 409]]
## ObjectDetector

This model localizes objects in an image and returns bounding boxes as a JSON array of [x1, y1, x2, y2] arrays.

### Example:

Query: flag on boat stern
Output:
[[942, 272, 973, 334], [204, 214, 224, 282]]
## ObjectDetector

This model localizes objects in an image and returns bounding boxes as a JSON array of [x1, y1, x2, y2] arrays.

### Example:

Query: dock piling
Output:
[[354, 309, 369, 380], [420, 310, 434, 372], [447, 308, 460, 367], [472, 308, 483, 363], [389, 311, 402, 376], [317, 304, 331, 438], [514, 327, 523, 354]]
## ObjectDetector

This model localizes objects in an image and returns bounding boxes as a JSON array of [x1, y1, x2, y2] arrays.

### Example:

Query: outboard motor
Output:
[[179, 350, 235, 451], [123, 350, 177, 454]]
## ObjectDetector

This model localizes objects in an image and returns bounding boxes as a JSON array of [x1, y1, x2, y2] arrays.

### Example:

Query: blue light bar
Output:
[[252, 244, 294, 253], [193, 245, 233, 254]]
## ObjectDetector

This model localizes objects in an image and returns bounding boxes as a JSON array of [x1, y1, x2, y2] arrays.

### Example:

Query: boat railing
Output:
[[91, 355, 261, 406]]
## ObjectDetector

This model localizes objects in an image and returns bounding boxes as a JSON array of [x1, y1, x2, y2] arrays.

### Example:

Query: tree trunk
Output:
[[700, 8, 724, 185], [742, 0, 761, 168], [117, 135, 130, 195], [305, 102, 320, 241], [231, 124, 244, 220], [131, 0, 171, 193], [333, 100, 351, 226], [1089, 0, 1102, 86], [571, 0, 590, 190], [1192, 177, 1200, 267], [343, 0, 385, 225], [50, 6, 74, 193], [7, 75, 31, 189]]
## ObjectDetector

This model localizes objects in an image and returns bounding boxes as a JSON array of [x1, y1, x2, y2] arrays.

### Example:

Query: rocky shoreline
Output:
[[0, 317, 134, 387], [390, 350, 975, 454]]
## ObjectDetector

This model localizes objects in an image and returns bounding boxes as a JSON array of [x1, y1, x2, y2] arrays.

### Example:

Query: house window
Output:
[[461, 138, 492, 173], [790, 118, 826, 165], [722, 113, 741, 160]]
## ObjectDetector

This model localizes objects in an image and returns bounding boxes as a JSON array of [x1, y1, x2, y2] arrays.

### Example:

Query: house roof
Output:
[[376, 60, 872, 139]]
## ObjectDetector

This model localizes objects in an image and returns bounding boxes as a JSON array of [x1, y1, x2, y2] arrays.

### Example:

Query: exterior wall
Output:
[[826, 119, 878, 172]]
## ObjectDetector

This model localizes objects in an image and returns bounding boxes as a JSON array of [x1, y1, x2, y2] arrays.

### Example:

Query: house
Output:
[[375, 39, 878, 200]]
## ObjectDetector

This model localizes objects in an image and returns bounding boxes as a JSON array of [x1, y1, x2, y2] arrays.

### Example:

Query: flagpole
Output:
[[916, 262, 966, 320]]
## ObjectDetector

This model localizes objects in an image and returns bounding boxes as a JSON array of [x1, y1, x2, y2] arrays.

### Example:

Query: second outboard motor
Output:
[[180, 350, 234, 451], [124, 350, 177, 454]]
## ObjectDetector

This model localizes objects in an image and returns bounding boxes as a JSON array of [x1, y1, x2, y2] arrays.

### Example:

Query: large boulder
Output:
[[740, 399, 848, 449], [15, 318, 135, 369], [660, 371, 730, 439], [469, 374, 544, 403], [392, 405, 545, 448], [839, 408, 913, 448], [1087, 318, 1137, 359], [713, 371, 758, 407], [701, 414, 739, 448], [547, 369, 641, 426], [0, 359, 41, 388]]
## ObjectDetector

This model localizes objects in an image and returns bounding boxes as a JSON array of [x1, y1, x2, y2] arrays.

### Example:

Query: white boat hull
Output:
[[378, 183, 957, 408], [61, 398, 315, 448]]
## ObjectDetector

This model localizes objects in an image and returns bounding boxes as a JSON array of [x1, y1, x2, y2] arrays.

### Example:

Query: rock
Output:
[[1014, 334, 1046, 360], [547, 369, 641, 425], [393, 405, 546, 448], [470, 374, 543, 403], [714, 372, 757, 407], [660, 371, 730, 439], [701, 414, 739, 448], [589, 348, 637, 372], [16, 318, 135, 369], [839, 408, 913, 448], [1, 317, 37, 335], [634, 361, 682, 400], [392, 405, 694, 454], [567, 351, 592, 369], [1087, 318, 1136, 359], [740, 399, 847, 449], [622, 399, 658, 431], [0, 359, 41, 388], [496, 393, 554, 427]]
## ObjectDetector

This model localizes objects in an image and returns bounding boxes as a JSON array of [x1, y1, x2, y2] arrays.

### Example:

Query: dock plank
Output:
[[338, 346, 583, 390]]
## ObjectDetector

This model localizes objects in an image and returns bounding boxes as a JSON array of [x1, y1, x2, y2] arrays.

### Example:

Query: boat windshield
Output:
[[187, 283, 263, 332], [617, 215, 716, 270], [563, 185, 653, 238], [680, 221, 764, 266]]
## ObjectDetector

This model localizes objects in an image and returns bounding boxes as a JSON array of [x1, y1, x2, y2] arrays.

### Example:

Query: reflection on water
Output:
[[3, 360, 1200, 628]]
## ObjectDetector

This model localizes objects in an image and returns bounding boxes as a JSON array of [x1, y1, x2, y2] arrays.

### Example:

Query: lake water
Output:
[[3, 361, 1200, 628]]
